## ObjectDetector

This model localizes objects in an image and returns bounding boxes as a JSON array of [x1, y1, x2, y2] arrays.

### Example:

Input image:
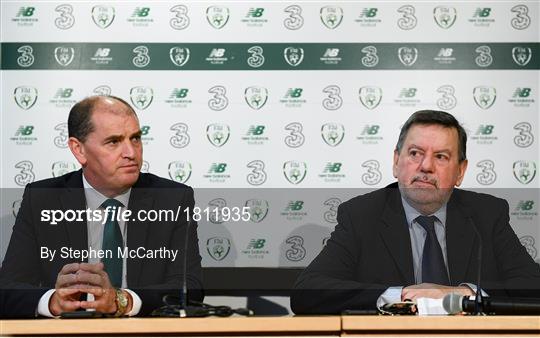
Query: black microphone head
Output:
[[443, 293, 464, 314]]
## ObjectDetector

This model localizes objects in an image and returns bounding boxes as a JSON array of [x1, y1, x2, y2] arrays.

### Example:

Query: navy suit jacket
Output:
[[0, 170, 203, 318], [291, 183, 540, 314]]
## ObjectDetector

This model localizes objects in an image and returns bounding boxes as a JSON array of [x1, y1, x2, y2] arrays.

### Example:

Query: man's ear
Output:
[[392, 149, 399, 178], [455, 159, 468, 186], [68, 137, 87, 167]]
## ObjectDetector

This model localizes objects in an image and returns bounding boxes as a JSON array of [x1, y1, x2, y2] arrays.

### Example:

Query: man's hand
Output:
[[76, 262, 121, 314], [49, 262, 132, 316], [401, 283, 474, 301], [49, 263, 83, 316]]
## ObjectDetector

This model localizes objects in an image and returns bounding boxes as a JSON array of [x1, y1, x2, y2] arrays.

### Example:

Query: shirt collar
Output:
[[401, 196, 447, 228], [82, 173, 131, 210]]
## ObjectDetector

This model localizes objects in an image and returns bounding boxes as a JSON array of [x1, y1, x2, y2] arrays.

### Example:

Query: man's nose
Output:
[[122, 140, 136, 159], [419, 153, 435, 172]]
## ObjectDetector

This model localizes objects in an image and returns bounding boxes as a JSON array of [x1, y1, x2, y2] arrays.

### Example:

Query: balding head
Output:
[[68, 95, 137, 143]]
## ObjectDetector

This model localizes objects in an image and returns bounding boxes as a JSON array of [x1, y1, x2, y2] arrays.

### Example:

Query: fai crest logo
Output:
[[473, 86, 496, 109], [284, 5, 304, 30], [513, 161, 536, 184], [361, 46, 379, 67], [14, 86, 38, 110], [206, 237, 231, 261], [130, 86, 153, 110], [168, 161, 191, 183], [16, 45, 34, 68], [436, 85, 457, 110], [397, 5, 417, 30], [244, 86, 268, 110], [170, 123, 190, 148], [55, 4, 75, 29], [398, 47, 418, 66], [361, 160, 382, 185], [247, 46, 265, 68], [92, 6, 115, 29], [359, 86, 382, 109], [206, 123, 230, 147], [476, 160, 497, 185], [511, 5, 530, 30], [93, 85, 111, 96], [169, 47, 190, 67], [246, 160, 267, 186], [434, 6, 457, 29], [513, 122, 534, 148], [283, 47, 304, 67], [475, 45, 493, 67], [512, 47, 532, 66], [14, 160, 35, 186], [206, 6, 229, 29], [320, 6, 343, 29], [321, 123, 345, 146], [52, 161, 77, 177], [283, 161, 307, 185], [322, 85, 343, 110], [54, 46, 75, 67], [245, 199, 269, 222]]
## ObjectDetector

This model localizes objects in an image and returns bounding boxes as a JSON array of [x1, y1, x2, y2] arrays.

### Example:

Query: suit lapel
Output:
[[60, 170, 88, 259], [126, 175, 153, 286], [445, 192, 475, 285], [379, 186, 415, 285]]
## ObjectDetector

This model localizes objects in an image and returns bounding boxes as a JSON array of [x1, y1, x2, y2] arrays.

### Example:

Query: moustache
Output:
[[411, 175, 438, 187]]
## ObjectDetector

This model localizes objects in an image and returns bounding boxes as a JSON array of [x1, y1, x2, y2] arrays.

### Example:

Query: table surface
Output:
[[1, 315, 540, 336], [342, 315, 540, 331], [0, 316, 342, 335]]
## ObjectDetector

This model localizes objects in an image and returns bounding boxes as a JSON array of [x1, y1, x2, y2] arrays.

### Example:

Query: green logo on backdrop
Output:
[[324, 163, 342, 173], [16, 126, 34, 136], [92, 6, 115, 28], [14, 86, 38, 109], [476, 125, 494, 135], [513, 161, 536, 185], [208, 163, 227, 174], [247, 239, 266, 250], [517, 200, 534, 211], [286, 201, 304, 211], [206, 123, 230, 147], [206, 6, 229, 29], [244, 86, 268, 109], [17, 7, 35, 17]]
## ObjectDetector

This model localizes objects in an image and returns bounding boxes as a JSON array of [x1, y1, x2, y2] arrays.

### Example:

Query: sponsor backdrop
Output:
[[1, 1, 538, 268]]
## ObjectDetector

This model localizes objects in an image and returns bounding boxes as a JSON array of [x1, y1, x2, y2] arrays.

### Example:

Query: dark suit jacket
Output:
[[0, 170, 203, 318], [291, 183, 540, 314]]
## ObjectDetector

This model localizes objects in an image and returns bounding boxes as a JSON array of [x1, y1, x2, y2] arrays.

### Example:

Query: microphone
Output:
[[443, 293, 540, 315]]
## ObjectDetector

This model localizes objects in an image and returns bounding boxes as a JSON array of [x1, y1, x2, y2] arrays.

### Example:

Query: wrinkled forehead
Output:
[[404, 124, 459, 150]]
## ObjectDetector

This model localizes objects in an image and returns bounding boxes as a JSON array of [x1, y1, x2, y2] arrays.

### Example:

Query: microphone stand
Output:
[[467, 217, 485, 315]]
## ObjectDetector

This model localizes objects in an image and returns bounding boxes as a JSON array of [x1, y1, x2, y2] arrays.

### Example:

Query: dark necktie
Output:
[[100, 198, 124, 287], [415, 215, 449, 285]]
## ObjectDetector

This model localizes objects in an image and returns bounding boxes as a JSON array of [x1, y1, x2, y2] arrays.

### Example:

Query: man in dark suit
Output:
[[1, 96, 203, 317], [291, 110, 540, 314]]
